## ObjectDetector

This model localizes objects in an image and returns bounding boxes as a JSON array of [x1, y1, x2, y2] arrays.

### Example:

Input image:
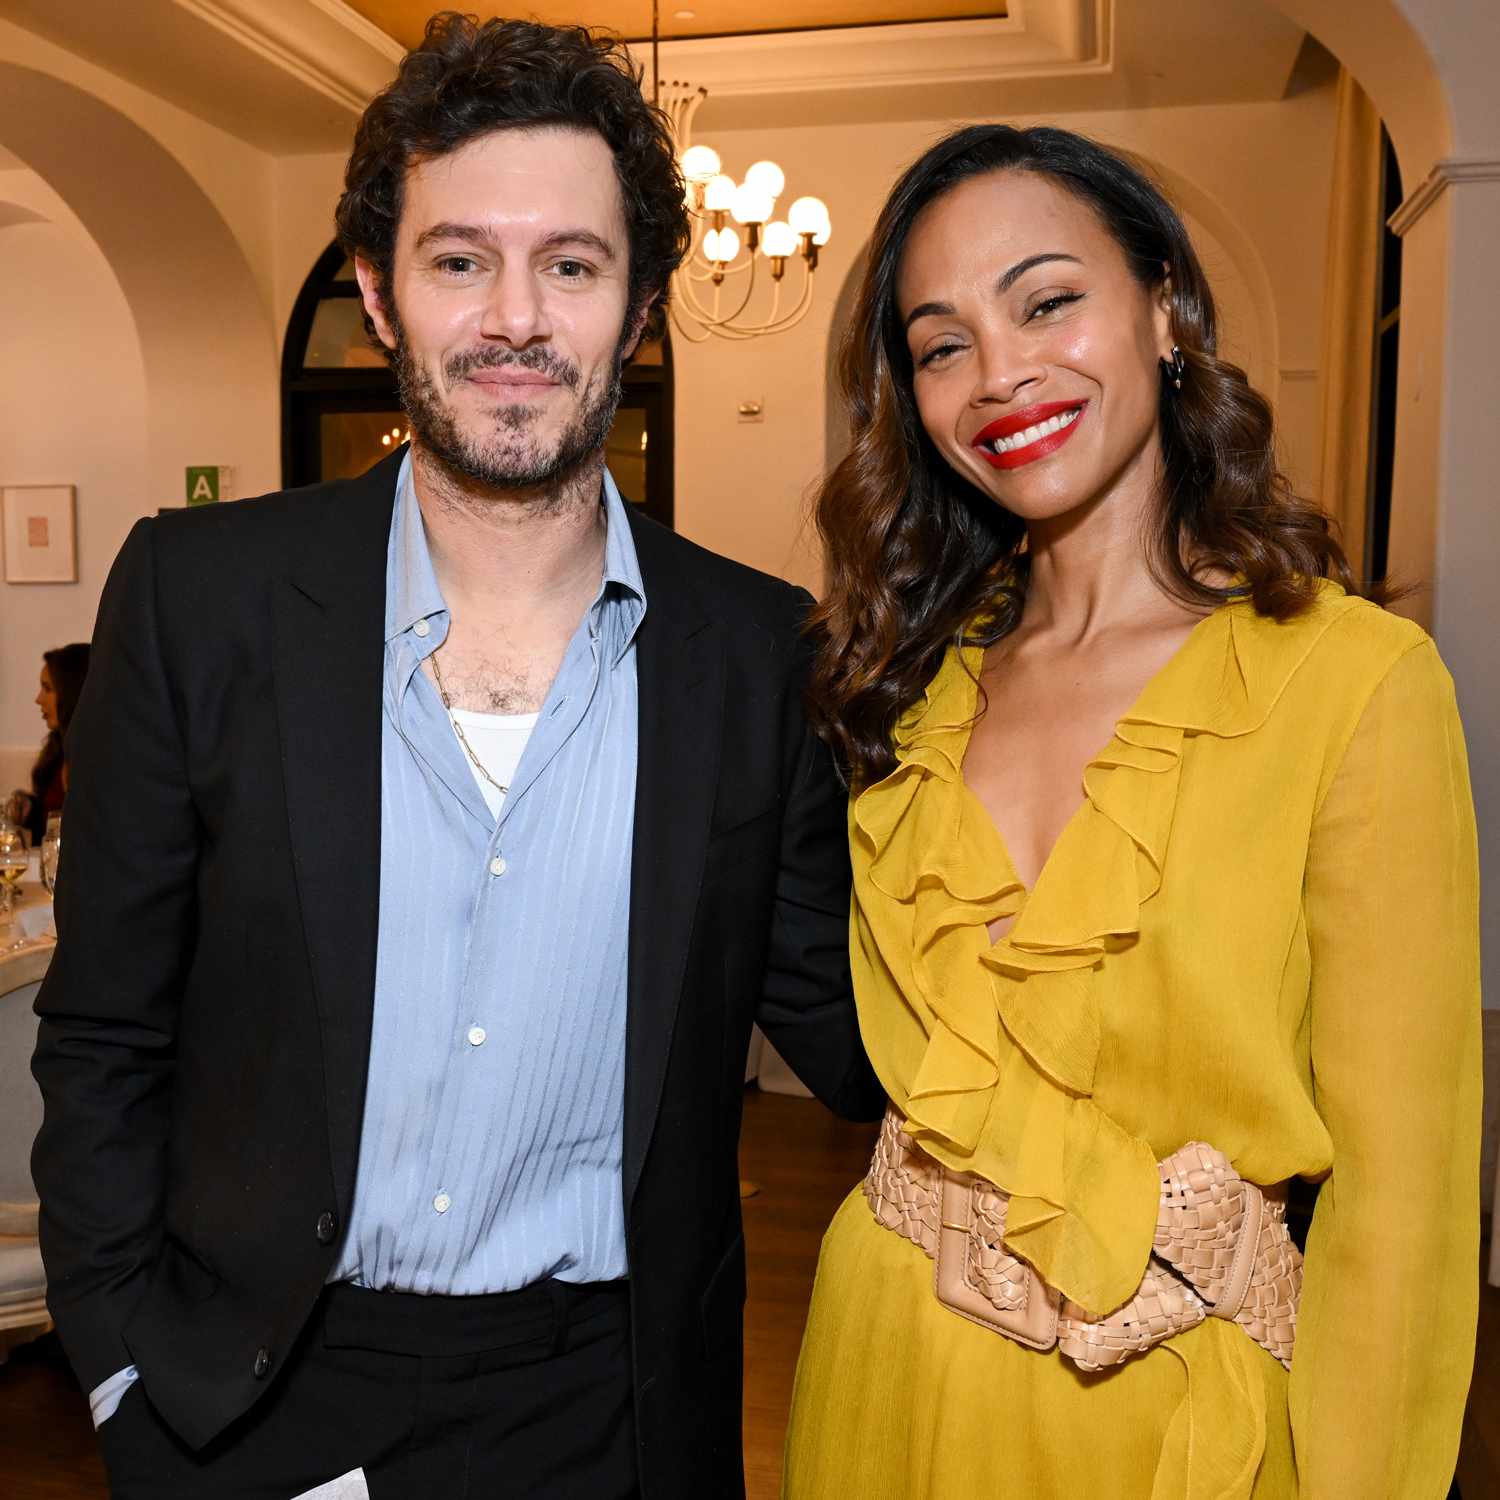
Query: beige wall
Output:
[[273, 152, 349, 345], [0, 171, 148, 758]]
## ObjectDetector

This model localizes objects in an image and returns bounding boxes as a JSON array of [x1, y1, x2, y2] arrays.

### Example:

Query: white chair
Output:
[[0, 943, 52, 1359]]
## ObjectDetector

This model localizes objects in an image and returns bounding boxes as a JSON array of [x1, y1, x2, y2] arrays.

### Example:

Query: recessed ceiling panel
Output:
[[343, 2, 1005, 49]]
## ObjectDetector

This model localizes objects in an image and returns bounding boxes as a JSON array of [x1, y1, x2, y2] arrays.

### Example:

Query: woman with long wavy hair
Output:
[[783, 125, 1479, 1498], [10, 642, 90, 845]]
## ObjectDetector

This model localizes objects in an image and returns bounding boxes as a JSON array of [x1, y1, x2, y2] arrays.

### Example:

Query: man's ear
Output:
[[620, 292, 660, 362], [354, 254, 399, 352]]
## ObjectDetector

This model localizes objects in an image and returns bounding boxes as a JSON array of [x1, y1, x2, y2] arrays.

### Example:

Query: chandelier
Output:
[[648, 11, 832, 342]]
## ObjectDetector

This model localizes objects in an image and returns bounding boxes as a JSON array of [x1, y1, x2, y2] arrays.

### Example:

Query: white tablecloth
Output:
[[6, 876, 54, 947]]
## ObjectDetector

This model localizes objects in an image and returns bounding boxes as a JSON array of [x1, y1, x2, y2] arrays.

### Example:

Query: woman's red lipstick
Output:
[[972, 400, 1087, 469]]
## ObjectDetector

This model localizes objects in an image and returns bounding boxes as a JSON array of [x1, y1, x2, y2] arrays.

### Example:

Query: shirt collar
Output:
[[384, 448, 648, 661], [596, 467, 648, 662]]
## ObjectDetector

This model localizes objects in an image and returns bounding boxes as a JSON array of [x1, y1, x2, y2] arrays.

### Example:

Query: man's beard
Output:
[[388, 303, 627, 493]]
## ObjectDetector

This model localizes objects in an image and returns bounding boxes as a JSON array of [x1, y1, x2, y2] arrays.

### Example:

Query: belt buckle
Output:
[[933, 1173, 1059, 1352]]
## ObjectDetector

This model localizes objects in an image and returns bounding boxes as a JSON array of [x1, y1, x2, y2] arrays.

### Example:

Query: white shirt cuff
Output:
[[89, 1364, 139, 1427]]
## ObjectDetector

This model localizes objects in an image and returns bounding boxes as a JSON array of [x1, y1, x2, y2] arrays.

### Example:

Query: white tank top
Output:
[[447, 707, 539, 820]]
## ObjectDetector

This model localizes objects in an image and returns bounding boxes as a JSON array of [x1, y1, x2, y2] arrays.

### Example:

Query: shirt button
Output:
[[413, 619, 430, 638], [433, 1192, 452, 1215], [315, 1210, 337, 1245], [467, 1025, 487, 1047], [489, 857, 507, 877], [253, 1347, 272, 1380]]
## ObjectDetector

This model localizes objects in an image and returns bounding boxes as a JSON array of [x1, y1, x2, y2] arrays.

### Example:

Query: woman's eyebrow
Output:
[[996, 251, 1082, 292]]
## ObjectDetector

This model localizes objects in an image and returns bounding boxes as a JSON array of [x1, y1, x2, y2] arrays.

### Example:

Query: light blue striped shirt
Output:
[[332, 451, 643, 1294]]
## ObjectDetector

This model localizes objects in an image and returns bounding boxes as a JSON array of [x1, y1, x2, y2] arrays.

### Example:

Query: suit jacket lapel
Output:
[[272, 450, 400, 1207], [622, 512, 723, 1210]]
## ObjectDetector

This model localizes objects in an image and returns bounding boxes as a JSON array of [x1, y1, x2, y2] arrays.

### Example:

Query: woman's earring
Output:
[[1162, 345, 1186, 391]]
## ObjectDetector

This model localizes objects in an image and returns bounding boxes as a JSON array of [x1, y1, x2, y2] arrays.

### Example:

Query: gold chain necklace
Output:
[[430, 646, 510, 797]]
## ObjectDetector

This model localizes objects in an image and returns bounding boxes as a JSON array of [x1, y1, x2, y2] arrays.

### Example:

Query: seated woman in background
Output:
[[11, 643, 90, 844], [785, 124, 1480, 1498]]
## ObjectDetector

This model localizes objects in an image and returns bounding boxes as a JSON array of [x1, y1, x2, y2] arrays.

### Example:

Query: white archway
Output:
[[0, 64, 279, 511]]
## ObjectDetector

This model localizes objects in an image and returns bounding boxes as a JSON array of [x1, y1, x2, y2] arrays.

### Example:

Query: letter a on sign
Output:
[[186, 467, 218, 504]]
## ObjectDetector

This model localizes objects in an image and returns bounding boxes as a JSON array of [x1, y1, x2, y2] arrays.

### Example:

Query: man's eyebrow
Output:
[[997, 251, 1082, 292], [536, 228, 618, 261], [411, 223, 619, 261], [413, 221, 494, 252]]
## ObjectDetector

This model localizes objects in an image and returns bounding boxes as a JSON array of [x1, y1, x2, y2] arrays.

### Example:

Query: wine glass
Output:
[[0, 822, 29, 936], [40, 813, 61, 897]]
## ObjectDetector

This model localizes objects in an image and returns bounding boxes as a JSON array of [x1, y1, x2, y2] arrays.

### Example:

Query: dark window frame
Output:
[[1364, 129, 1402, 586]]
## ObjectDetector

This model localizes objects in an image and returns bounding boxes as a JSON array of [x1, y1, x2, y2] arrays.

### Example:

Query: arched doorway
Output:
[[0, 63, 279, 508], [280, 243, 677, 528]]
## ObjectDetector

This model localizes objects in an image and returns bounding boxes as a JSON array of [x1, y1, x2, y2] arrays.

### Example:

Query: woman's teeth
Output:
[[986, 407, 1080, 453]]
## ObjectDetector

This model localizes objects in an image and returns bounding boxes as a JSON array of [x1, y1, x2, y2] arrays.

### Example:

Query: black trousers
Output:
[[99, 1279, 638, 1500]]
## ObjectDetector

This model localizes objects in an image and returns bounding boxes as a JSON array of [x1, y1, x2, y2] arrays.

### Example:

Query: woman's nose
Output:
[[969, 331, 1046, 408]]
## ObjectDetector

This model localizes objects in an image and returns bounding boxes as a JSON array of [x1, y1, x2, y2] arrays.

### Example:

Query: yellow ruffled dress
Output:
[[784, 585, 1480, 1500]]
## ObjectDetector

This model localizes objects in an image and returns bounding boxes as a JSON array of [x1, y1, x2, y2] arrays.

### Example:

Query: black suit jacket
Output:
[[31, 448, 881, 1497]]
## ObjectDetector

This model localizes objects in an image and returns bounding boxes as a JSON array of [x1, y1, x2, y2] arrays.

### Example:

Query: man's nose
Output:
[[479, 265, 552, 346]]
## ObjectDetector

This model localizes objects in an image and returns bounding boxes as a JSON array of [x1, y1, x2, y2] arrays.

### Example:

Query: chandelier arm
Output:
[[706, 262, 817, 338], [682, 255, 751, 284], [666, 305, 717, 343], [675, 257, 815, 339], [711, 253, 763, 325], [672, 279, 724, 321], [683, 87, 706, 145]]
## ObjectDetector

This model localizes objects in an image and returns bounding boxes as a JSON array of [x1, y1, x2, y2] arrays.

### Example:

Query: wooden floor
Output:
[[1, 1090, 1495, 1499]]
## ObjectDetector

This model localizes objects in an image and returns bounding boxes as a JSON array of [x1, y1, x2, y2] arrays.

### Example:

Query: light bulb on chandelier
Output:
[[730, 182, 774, 227], [760, 221, 797, 259], [679, 144, 721, 182], [701, 226, 742, 282], [744, 160, 786, 199], [702, 173, 736, 214]]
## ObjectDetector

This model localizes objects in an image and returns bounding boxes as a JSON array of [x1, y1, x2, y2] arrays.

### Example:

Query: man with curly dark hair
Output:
[[33, 13, 879, 1499]]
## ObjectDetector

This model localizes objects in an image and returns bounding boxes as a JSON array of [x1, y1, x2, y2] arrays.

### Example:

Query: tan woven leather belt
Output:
[[863, 1106, 1301, 1370]]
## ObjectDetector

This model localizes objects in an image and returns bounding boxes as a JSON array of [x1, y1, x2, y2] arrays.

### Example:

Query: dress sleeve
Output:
[[1289, 638, 1481, 1496]]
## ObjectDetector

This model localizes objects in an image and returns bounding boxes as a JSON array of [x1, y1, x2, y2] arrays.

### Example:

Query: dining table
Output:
[[2, 856, 55, 957]]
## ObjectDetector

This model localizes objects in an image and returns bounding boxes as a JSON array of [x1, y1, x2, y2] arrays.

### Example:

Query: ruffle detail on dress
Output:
[[851, 653, 1024, 1156], [848, 585, 1364, 1319], [1152, 1326, 1269, 1500]]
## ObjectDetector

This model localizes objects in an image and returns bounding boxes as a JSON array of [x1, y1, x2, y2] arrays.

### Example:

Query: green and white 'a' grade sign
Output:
[[186, 466, 234, 505]]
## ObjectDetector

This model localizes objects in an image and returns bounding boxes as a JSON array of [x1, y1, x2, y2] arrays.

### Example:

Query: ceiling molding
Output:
[[1389, 156, 1500, 239], [634, 0, 1110, 100], [306, 0, 404, 63], [170, 0, 398, 115]]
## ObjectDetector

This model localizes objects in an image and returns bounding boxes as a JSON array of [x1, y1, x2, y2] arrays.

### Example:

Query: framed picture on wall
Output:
[[2, 485, 77, 584]]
